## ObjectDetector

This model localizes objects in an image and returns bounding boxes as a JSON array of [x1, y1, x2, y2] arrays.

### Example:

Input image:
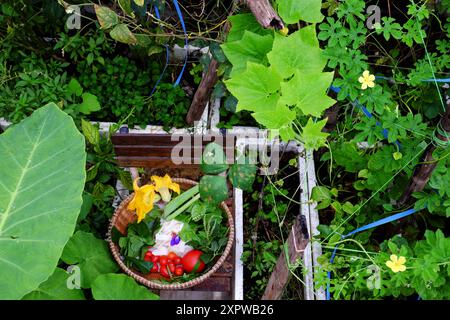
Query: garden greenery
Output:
[[0, 0, 449, 300]]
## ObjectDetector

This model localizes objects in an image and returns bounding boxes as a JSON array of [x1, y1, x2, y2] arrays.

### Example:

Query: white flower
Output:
[[150, 219, 192, 257]]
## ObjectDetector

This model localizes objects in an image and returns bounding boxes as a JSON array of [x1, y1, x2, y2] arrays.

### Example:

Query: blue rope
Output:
[[329, 85, 401, 149], [325, 207, 420, 300], [149, 5, 170, 97], [375, 76, 450, 83], [172, 0, 188, 87], [149, 0, 188, 97]]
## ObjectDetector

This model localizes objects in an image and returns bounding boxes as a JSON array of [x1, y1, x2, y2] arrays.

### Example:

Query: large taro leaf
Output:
[[91, 273, 160, 300], [22, 267, 85, 300], [0, 103, 86, 299]]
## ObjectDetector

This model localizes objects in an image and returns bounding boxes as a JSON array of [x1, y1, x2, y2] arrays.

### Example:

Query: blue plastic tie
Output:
[[375, 76, 450, 83], [172, 0, 188, 87], [329, 85, 401, 149], [149, 4, 170, 97], [325, 207, 420, 300]]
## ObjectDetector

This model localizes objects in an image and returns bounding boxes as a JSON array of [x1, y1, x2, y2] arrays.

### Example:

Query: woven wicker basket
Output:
[[107, 178, 235, 290]]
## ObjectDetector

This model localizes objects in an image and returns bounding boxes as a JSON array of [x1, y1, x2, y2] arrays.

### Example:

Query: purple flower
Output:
[[170, 234, 181, 246]]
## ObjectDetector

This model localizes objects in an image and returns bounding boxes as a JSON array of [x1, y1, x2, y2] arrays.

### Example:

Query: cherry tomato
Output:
[[175, 266, 184, 276], [182, 250, 206, 273], [168, 263, 176, 273], [160, 265, 170, 278], [167, 259, 173, 264], [146, 250, 153, 257], [159, 256, 168, 265], [174, 257, 181, 264], [151, 255, 159, 263], [144, 252, 152, 262], [167, 252, 178, 260], [151, 263, 159, 273]]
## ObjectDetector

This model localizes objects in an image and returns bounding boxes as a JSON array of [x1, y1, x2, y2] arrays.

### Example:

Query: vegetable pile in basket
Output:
[[112, 143, 257, 282]]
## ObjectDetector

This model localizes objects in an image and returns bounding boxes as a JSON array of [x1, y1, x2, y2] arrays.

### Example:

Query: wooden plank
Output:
[[115, 154, 235, 167], [112, 133, 236, 146], [191, 276, 231, 292], [115, 156, 202, 168], [114, 145, 235, 157], [262, 215, 309, 300]]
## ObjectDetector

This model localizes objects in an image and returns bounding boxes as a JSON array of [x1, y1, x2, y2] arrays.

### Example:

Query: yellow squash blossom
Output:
[[128, 178, 156, 223], [151, 174, 180, 202], [358, 70, 376, 90], [386, 254, 407, 273]]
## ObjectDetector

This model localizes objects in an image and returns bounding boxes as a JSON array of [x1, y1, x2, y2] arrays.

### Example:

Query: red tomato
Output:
[[151, 263, 158, 273], [167, 259, 173, 264], [175, 266, 184, 276], [146, 250, 153, 256], [168, 263, 176, 273], [174, 257, 181, 264], [160, 256, 168, 265], [160, 265, 170, 278], [144, 252, 152, 262], [151, 255, 159, 263], [167, 252, 178, 260], [182, 250, 206, 273]]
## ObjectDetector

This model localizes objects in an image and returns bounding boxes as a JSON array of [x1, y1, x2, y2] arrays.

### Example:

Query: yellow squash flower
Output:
[[128, 178, 156, 223], [386, 254, 407, 273], [151, 174, 180, 203], [358, 70, 376, 90]]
